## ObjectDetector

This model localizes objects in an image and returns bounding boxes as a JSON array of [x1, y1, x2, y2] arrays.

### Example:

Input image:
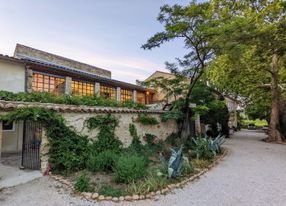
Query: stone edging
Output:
[[51, 148, 229, 202]]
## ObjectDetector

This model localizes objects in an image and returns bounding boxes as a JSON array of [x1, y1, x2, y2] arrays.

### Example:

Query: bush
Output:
[[161, 111, 183, 122], [194, 138, 214, 160], [181, 158, 194, 176], [0, 90, 147, 109], [74, 171, 92, 192], [138, 114, 159, 125], [98, 185, 126, 197], [114, 154, 146, 183], [87, 150, 119, 172]]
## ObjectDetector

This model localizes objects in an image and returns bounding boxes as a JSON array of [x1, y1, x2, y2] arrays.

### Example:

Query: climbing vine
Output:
[[0, 107, 90, 174], [85, 114, 122, 154], [137, 114, 159, 125]]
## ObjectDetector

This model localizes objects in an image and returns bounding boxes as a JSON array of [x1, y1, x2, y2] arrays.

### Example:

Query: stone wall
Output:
[[62, 112, 177, 147]]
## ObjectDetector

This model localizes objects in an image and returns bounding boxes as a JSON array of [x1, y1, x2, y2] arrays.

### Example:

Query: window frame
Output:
[[100, 84, 116, 100], [72, 79, 95, 96], [32, 71, 65, 96], [2, 120, 15, 132], [120, 88, 132, 102]]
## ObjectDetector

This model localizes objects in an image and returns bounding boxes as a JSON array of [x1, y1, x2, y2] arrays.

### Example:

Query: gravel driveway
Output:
[[1, 129, 286, 206]]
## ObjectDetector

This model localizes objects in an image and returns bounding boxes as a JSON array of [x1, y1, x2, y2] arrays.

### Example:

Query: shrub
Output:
[[193, 138, 215, 160], [181, 158, 194, 176], [0, 90, 146, 109], [98, 185, 126, 197], [138, 114, 159, 125], [114, 154, 146, 183], [87, 150, 119, 172], [161, 111, 183, 122], [75, 171, 92, 192]]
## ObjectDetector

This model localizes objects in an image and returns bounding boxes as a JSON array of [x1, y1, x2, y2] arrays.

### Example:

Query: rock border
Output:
[[51, 148, 229, 202]]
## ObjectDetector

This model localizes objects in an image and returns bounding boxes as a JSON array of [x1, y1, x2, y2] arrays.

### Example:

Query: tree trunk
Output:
[[268, 53, 284, 143], [180, 107, 191, 139]]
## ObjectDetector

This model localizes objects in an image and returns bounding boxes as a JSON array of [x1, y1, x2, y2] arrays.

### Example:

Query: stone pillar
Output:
[[65, 76, 72, 95], [94, 82, 100, 96], [132, 90, 137, 103], [26, 68, 33, 93], [0, 121, 2, 159], [40, 128, 49, 174], [116, 87, 121, 102]]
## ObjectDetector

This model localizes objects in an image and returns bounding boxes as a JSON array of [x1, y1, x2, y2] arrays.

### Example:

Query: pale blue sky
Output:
[[0, 0, 191, 83]]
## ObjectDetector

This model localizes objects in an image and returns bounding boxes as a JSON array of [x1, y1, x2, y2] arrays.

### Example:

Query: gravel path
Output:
[[1, 130, 286, 206]]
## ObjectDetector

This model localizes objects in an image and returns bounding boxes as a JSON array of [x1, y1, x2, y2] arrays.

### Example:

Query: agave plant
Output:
[[159, 146, 183, 178], [209, 135, 225, 154]]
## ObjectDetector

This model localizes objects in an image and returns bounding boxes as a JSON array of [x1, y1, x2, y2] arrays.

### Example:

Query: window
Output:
[[100, 85, 116, 99], [121, 89, 132, 102], [2, 121, 14, 131], [137, 92, 146, 104], [32, 72, 65, 95], [72, 80, 94, 96]]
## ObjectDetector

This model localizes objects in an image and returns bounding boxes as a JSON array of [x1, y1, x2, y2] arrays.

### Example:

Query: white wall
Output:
[[0, 60, 25, 92], [1, 121, 24, 153], [62, 112, 178, 147]]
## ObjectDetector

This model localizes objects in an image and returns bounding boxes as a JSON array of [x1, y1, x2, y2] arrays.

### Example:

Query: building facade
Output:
[[0, 44, 155, 155]]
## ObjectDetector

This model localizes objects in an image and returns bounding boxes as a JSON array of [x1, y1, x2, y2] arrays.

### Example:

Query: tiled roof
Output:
[[0, 100, 164, 114]]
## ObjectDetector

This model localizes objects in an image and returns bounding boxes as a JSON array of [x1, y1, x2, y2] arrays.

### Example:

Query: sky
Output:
[[0, 0, 191, 84]]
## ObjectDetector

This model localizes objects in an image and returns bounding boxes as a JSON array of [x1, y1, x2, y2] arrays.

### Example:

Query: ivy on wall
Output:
[[0, 107, 90, 174], [137, 114, 159, 125]]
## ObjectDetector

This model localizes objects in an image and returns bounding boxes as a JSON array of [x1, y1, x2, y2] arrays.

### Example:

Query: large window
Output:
[[121, 89, 132, 102], [137, 92, 146, 104], [32, 72, 65, 95], [100, 85, 116, 99], [72, 80, 94, 96]]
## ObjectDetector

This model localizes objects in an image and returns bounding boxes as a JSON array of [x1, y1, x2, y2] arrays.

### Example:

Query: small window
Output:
[[2, 121, 14, 131]]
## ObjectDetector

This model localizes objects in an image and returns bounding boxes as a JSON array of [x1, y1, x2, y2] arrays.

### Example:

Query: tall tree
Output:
[[142, 2, 214, 138], [207, 0, 286, 142]]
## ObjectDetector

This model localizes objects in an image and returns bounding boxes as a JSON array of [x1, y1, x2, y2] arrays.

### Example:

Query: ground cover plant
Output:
[[0, 90, 146, 109]]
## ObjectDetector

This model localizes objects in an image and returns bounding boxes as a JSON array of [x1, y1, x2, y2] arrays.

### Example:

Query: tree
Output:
[[207, 0, 286, 142], [142, 2, 215, 138], [138, 75, 188, 103]]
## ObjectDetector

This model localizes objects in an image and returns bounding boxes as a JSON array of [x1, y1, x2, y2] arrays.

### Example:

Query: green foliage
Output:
[[0, 90, 146, 109], [98, 185, 126, 197], [74, 171, 92, 192], [87, 150, 119, 173], [144, 133, 156, 146], [192, 138, 215, 160], [114, 154, 146, 183], [181, 158, 194, 176], [165, 133, 181, 147], [0, 108, 89, 174], [161, 111, 183, 122], [86, 115, 122, 154], [126, 169, 168, 195], [128, 124, 144, 153], [138, 114, 159, 125]]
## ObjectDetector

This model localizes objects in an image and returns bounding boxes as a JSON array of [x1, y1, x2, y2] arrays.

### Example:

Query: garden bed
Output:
[[51, 148, 228, 202]]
